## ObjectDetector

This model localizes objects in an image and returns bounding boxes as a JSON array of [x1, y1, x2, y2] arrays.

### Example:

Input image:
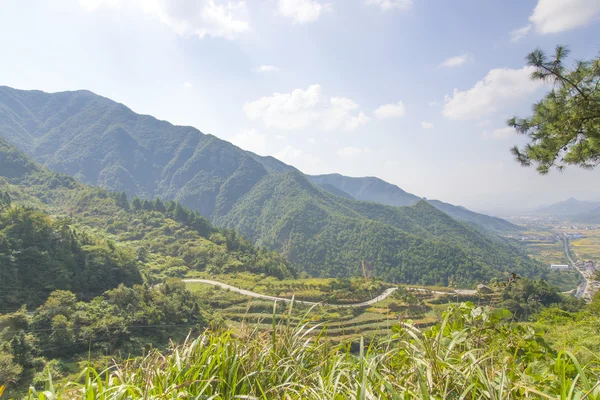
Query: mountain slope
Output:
[[214, 170, 543, 285], [0, 86, 540, 286], [309, 174, 520, 232], [533, 198, 600, 217], [308, 173, 420, 207], [571, 206, 600, 223], [0, 137, 295, 310], [0, 85, 514, 232]]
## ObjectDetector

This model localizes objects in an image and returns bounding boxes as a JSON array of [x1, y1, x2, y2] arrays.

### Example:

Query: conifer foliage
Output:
[[510, 46, 600, 173]]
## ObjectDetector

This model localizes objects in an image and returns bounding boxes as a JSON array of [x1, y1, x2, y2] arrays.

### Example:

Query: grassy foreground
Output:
[[20, 302, 600, 400]]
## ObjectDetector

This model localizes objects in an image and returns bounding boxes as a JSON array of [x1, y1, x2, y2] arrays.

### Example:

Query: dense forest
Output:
[[0, 85, 516, 234], [0, 137, 542, 286], [308, 173, 520, 232], [0, 138, 294, 305], [0, 86, 538, 287], [217, 171, 542, 285]]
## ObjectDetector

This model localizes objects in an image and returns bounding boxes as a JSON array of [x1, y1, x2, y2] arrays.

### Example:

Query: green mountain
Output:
[[309, 174, 520, 232], [0, 138, 294, 309], [308, 173, 420, 206], [0, 86, 541, 286]]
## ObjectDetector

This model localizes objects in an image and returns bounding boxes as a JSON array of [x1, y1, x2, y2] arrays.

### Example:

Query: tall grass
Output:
[[26, 303, 600, 399]]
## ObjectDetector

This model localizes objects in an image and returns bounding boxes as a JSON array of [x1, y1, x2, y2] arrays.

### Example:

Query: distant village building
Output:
[[550, 264, 570, 271]]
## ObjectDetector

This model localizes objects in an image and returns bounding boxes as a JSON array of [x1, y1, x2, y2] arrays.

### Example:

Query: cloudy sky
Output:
[[1, 0, 600, 211]]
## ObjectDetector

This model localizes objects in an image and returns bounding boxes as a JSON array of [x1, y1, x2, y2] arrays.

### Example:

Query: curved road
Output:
[[562, 235, 589, 300], [183, 279, 478, 307], [183, 279, 398, 308]]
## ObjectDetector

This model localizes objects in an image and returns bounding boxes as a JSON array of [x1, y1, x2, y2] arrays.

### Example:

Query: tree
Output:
[[0, 191, 10, 208], [115, 191, 129, 210], [9, 331, 38, 368], [509, 46, 600, 174], [0, 351, 22, 386], [153, 198, 166, 213], [141, 199, 153, 211], [131, 197, 142, 210]]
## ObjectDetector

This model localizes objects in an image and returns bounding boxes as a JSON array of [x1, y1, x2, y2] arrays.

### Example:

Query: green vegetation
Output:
[[493, 277, 584, 319], [0, 206, 142, 309], [310, 173, 521, 232], [510, 46, 600, 173], [187, 273, 391, 304], [217, 171, 543, 286], [0, 138, 295, 294], [3, 80, 600, 398], [15, 302, 600, 399], [0, 280, 205, 393], [0, 87, 537, 286]]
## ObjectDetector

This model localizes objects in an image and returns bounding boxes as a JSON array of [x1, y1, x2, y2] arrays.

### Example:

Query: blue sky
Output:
[[1, 0, 600, 211]]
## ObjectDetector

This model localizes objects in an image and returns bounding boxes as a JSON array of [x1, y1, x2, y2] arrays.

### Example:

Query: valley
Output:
[[0, 89, 598, 398], [2, 0, 600, 396]]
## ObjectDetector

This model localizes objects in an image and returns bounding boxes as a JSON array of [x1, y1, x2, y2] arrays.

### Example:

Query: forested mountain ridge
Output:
[[0, 138, 294, 309], [0, 85, 516, 231], [309, 173, 520, 232], [308, 173, 420, 206], [0, 86, 539, 286], [214, 169, 543, 285]]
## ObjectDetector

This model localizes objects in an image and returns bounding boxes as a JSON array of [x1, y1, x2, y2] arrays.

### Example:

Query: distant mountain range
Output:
[[531, 197, 600, 217], [308, 174, 520, 232], [0, 86, 537, 286]]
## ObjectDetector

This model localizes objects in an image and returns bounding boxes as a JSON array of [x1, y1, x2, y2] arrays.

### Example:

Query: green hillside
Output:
[[0, 138, 294, 308], [0, 86, 538, 286], [309, 173, 521, 232], [308, 173, 420, 206], [215, 171, 543, 286]]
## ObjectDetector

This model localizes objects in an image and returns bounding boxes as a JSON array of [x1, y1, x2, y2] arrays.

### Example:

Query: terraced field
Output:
[[186, 280, 479, 343]]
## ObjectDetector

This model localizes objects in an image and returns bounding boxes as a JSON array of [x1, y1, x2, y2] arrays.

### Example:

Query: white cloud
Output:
[[183, 81, 193, 89], [307, 137, 316, 144], [274, 145, 321, 172], [439, 53, 472, 68], [510, 25, 531, 41], [275, 145, 302, 160], [421, 121, 434, 129], [228, 129, 267, 155], [482, 127, 517, 140], [243, 85, 370, 131], [80, 0, 251, 39], [337, 146, 371, 157], [278, 0, 331, 23], [442, 66, 544, 120], [366, 0, 413, 11], [256, 65, 279, 73], [529, 0, 600, 34], [428, 101, 438, 108], [374, 101, 406, 119]]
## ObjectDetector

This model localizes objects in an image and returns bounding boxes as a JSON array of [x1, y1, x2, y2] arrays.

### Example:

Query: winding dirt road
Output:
[[182, 279, 398, 307]]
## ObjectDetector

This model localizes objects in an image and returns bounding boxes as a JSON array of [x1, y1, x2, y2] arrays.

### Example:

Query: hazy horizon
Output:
[[1, 0, 600, 210]]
